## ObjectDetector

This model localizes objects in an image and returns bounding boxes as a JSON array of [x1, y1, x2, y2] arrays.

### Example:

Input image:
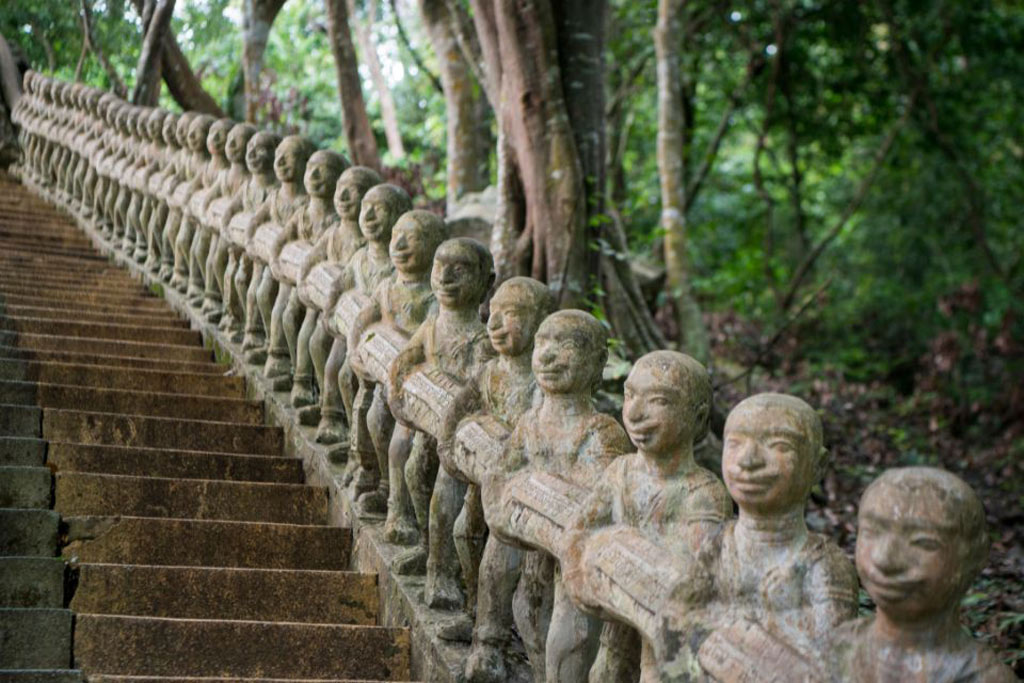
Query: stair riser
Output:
[[0, 361, 240, 397]]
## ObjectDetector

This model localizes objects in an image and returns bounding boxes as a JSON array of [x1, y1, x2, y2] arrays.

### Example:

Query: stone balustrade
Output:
[[8, 71, 1015, 683]]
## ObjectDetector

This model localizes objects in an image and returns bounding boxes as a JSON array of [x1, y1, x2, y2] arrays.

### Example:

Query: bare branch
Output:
[[81, 0, 128, 98], [780, 95, 916, 311], [390, 0, 443, 95]]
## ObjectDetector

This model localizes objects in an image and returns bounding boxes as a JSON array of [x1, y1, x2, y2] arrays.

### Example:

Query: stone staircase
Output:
[[0, 176, 413, 681]]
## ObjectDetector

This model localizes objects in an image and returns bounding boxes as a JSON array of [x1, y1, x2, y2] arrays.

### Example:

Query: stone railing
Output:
[[9, 72, 1015, 683]]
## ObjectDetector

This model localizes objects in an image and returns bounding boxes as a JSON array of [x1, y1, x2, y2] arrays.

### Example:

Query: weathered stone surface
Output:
[[0, 316, 200, 346], [0, 381, 262, 424], [62, 516, 350, 570], [0, 557, 64, 607], [55, 472, 327, 524], [47, 443, 303, 483], [0, 510, 58, 557], [4, 332, 212, 363], [0, 437, 45, 466], [0, 361, 240, 397], [0, 467, 51, 509], [0, 608, 72, 668], [42, 410, 281, 454], [0, 304, 186, 329], [73, 615, 410, 680], [0, 670, 82, 682], [0, 346, 221, 375], [72, 564, 377, 624], [0, 292, 171, 314], [0, 404, 41, 438]]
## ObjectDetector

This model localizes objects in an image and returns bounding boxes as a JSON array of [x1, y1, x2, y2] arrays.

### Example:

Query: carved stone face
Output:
[[431, 239, 490, 309], [624, 351, 710, 456], [303, 151, 342, 199], [389, 213, 435, 274], [246, 133, 277, 174], [147, 111, 165, 141], [207, 120, 231, 157], [532, 311, 606, 396], [487, 279, 549, 357], [225, 125, 255, 164], [361, 187, 402, 244], [163, 115, 179, 147], [855, 468, 984, 625], [334, 168, 382, 221], [274, 139, 307, 183], [722, 394, 820, 517], [188, 117, 213, 152]]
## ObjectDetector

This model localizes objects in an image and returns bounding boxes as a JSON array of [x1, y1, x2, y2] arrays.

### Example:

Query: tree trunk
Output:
[[655, 0, 710, 362], [242, 0, 287, 123], [128, 0, 224, 116], [132, 0, 175, 107], [325, 0, 381, 169], [352, 0, 405, 160], [82, 0, 128, 98], [418, 0, 490, 214]]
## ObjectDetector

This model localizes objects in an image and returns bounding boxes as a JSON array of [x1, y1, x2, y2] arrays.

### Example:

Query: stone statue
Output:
[[826, 467, 1016, 682], [386, 238, 496, 602], [346, 209, 444, 521], [162, 112, 206, 287], [245, 135, 315, 369], [481, 309, 632, 683], [145, 111, 184, 276], [565, 350, 732, 683], [435, 276, 554, 678], [201, 122, 257, 323], [126, 108, 169, 263], [179, 117, 232, 305], [560, 393, 858, 682], [224, 130, 282, 356], [274, 149, 348, 407], [297, 167, 385, 442]]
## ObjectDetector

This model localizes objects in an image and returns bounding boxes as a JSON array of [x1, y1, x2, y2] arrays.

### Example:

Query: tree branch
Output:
[[780, 95, 916, 311], [81, 0, 128, 98], [132, 0, 175, 106], [389, 0, 443, 94], [29, 23, 55, 73]]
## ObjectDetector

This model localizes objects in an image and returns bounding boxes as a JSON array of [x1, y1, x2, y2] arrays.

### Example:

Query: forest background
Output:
[[1, 0, 1021, 670]]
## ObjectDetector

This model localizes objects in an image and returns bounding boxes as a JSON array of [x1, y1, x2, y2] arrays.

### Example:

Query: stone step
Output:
[[0, 305, 187, 329], [0, 670, 82, 682], [0, 361, 237, 396], [0, 273, 144, 294], [0, 381, 262, 424], [0, 317, 201, 347], [62, 517, 351, 570], [47, 443, 304, 484], [0, 404, 41, 438], [43, 411, 281, 455], [0, 292, 172, 314], [55, 473, 326, 525], [72, 564, 377, 625], [85, 677, 399, 683], [0, 243, 105, 262], [0, 510, 58, 557], [0, 347, 223, 375], [4, 332, 213, 363], [0, 438, 46, 466], [0, 557, 65, 607], [0, 285, 163, 309], [0, 609, 73, 669], [0, 467, 51, 509], [73, 615, 410, 681]]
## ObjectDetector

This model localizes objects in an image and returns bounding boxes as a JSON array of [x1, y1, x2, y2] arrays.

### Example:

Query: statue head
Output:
[[856, 467, 989, 626], [362, 183, 413, 245], [624, 351, 711, 459], [303, 149, 348, 199], [722, 393, 827, 518], [246, 131, 281, 174], [274, 135, 316, 184], [147, 109, 169, 143], [431, 238, 493, 311], [532, 310, 607, 397], [334, 166, 383, 221], [175, 112, 197, 149], [162, 112, 181, 148], [389, 209, 446, 276], [187, 114, 215, 153], [225, 123, 257, 164], [487, 277, 555, 358], [206, 118, 234, 158]]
